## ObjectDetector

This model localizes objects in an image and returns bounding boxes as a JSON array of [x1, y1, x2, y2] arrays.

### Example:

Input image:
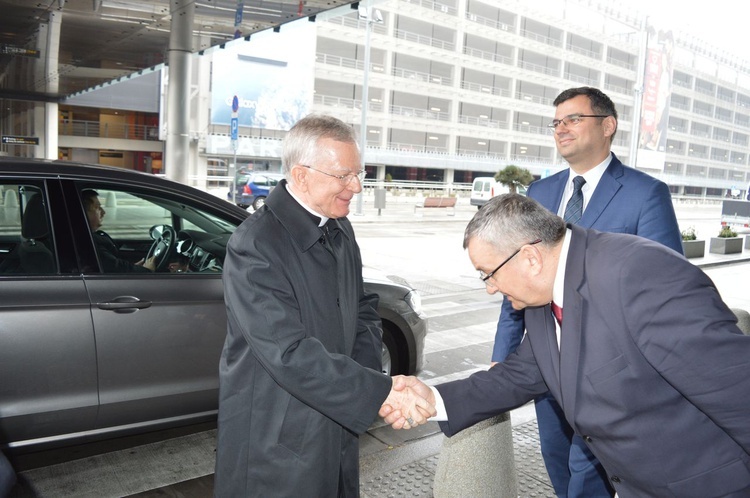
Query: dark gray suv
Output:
[[0, 158, 426, 451]]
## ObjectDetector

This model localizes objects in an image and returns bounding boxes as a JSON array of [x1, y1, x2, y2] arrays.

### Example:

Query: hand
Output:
[[140, 256, 157, 271], [379, 376, 435, 430]]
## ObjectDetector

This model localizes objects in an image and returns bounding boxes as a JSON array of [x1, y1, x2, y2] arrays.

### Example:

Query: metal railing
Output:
[[394, 29, 455, 51], [463, 46, 513, 66], [59, 120, 160, 141], [519, 29, 562, 48], [460, 81, 512, 98], [404, 0, 458, 16], [605, 57, 635, 71], [518, 60, 559, 77], [392, 67, 452, 86], [464, 11, 513, 32], [458, 115, 507, 129], [389, 104, 451, 121]]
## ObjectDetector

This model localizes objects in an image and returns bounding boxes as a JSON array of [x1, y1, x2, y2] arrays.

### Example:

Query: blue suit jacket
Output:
[[439, 226, 750, 497], [492, 153, 683, 361]]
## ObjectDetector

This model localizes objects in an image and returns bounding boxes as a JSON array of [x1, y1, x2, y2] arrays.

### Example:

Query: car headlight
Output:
[[405, 290, 423, 316]]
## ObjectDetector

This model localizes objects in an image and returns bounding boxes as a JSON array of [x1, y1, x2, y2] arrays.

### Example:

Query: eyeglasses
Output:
[[547, 114, 610, 130], [480, 239, 542, 287], [300, 164, 366, 185]]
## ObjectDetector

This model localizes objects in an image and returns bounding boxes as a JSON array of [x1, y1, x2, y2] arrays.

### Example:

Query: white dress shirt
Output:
[[557, 153, 611, 217], [430, 229, 572, 420]]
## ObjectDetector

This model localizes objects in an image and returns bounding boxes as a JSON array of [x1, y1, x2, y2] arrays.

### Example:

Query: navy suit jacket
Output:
[[438, 225, 750, 497], [492, 153, 683, 361]]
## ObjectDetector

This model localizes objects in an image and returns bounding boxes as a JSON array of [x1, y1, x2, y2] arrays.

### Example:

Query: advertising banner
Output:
[[636, 27, 674, 171], [210, 21, 316, 132]]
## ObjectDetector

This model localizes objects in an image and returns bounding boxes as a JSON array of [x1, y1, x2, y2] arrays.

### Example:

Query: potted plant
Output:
[[680, 226, 705, 258], [709, 226, 743, 255]]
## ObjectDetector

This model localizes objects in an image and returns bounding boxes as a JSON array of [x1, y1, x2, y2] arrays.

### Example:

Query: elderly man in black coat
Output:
[[214, 114, 433, 497]]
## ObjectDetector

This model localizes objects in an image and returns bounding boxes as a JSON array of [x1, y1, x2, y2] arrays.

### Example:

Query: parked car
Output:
[[0, 158, 426, 451], [227, 171, 284, 210], [469, 176, 509, 208]]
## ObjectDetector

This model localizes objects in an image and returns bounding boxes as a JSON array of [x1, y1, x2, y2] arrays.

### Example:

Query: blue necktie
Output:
[[563, 176, 586, 224]]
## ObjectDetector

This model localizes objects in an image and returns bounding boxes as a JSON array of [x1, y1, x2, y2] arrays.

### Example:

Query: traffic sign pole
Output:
[[231, 95, 239, 205]]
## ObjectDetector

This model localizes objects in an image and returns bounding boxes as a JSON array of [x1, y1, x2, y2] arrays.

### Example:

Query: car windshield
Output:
[[143, 195, 237, 234], [249, 174, 282, 186]]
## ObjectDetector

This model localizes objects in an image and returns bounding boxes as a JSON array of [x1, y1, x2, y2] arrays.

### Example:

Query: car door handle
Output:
[[97, 296, 153, 313]]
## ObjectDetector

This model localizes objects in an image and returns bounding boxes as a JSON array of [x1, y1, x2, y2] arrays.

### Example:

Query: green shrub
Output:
[[681, 227, 697, 241], [718, 226, 738, 238]]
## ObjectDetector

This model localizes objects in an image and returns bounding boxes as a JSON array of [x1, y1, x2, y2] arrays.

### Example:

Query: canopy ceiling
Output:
[[0, 0, 357, 103]]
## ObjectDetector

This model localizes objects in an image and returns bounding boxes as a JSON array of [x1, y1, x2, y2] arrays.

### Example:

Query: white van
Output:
[[470, 177, 509, 208]]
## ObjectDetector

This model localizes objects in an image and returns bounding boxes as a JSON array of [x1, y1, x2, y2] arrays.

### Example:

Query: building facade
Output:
[[28, 0, 750, 198]]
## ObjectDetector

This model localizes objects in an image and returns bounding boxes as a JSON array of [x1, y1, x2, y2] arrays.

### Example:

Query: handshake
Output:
[[379, 375, 437, 430]]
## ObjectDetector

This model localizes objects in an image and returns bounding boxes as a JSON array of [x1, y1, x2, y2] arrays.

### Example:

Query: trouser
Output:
[[535, 393, 614, 498]]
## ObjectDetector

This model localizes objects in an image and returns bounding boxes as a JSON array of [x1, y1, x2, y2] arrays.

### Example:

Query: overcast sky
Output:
[[624, 0, 747, 57]]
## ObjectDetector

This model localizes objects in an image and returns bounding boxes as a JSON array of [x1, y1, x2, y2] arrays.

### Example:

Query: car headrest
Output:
[[22, 194, 50, 240]]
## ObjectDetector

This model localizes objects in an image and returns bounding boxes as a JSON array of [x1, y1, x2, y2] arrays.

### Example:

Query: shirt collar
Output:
[[568, 152, 611, 194], [285, 183, 329, 227]]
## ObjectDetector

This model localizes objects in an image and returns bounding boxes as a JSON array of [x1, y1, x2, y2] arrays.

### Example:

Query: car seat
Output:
[[18, 194, 56, 274]]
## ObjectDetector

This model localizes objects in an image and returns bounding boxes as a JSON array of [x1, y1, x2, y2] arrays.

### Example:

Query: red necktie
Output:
[[551, 302, 563, 325]]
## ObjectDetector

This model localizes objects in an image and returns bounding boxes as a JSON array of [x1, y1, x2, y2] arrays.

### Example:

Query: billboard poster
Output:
[[636, 27, 674, 171], [210, 20, 316, 131]]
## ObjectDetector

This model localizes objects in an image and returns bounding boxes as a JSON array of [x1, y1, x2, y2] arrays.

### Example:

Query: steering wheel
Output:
[[146, 225, 176, 272]]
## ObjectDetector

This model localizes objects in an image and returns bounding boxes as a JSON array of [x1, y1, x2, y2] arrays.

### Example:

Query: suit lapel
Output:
[[558, 226, 587, 419], [544, 304, 562, 390], [579, 156, 624, 228], [539, 173, 568, 213]]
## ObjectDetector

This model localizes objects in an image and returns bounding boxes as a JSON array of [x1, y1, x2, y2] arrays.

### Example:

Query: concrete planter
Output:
[[745, 234, 750, 250], [682, 239, 705, 258], [709, 236, 743, 255]]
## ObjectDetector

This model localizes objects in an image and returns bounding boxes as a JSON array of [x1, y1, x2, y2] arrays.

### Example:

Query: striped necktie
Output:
[[563, 176, 586, 224]]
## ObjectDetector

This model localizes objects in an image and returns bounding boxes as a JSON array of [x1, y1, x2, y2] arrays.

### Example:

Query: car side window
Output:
[[0, 184, 58, 275], [79, 184, 237, 275]]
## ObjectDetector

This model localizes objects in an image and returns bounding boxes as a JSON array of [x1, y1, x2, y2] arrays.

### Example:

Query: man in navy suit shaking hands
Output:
[[381, 194, 750, 498], [492, 87, 683, 497]]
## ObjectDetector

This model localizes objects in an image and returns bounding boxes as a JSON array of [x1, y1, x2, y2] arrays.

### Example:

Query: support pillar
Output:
[[34, 11, 61, 160], [164, 0, 194, 184]]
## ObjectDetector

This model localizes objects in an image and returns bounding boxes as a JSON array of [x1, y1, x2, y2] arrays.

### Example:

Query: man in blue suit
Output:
[[492, 87, 683, 497]]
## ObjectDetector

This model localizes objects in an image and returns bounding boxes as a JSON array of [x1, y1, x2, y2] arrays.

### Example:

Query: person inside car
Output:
[[81, 189, 156, 273]]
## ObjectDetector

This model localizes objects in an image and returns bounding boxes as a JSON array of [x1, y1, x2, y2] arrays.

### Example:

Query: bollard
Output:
[[731, 308, 750, 335], [374, 188, 386, 216], [433, 413, 518, 497]]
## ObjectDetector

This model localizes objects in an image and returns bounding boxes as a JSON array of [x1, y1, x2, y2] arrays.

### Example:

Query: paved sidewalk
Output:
[[360, 406, 554, 497]]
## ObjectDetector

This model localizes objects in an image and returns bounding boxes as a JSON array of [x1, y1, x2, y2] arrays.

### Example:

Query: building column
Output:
[[164, 0, 194, 184], [34, 11, 61, 160]]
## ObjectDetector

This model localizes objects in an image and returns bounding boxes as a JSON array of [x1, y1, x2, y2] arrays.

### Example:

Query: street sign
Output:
[[230, 117, 239, 141], [1, 45, 40, 58], [2, 135, 39, 145], [230, 94, 239, 151]]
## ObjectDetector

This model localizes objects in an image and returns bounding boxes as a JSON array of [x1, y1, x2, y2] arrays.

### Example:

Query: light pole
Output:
[[629, 16, 649, 168], [355, 4, 383, 216]]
